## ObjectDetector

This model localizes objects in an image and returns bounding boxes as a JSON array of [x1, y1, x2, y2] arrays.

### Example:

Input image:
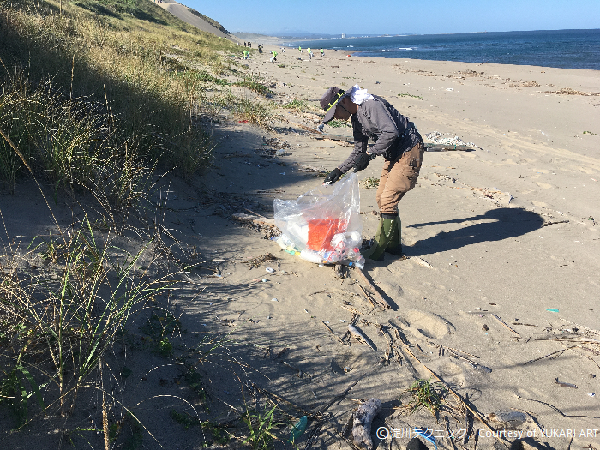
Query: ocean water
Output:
[[290, 29, 600, 70]]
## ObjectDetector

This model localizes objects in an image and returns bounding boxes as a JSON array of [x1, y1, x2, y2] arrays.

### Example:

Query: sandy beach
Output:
[[2, 43, 600, 449], [197, 46, 600, 449]]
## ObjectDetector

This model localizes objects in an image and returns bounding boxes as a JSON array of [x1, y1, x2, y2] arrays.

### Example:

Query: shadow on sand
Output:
[[407, 207, 544, 256]]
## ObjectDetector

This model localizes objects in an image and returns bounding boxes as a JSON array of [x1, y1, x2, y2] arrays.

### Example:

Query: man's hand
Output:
[[323, 168, 343, 184], [353, 153, 371, 172]]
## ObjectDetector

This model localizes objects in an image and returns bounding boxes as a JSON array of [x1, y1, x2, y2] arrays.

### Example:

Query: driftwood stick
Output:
[[352, 398, 381, 449], [318, 380, 359, 416], [492, 314, 521, 338], [340, 302, 363, 316], [444, 346, 480, 359], [321, 321, 347, 346], [243, 207, 266, 218], [424, 143, 476, 152], [464, 392, 473, 445], [521, 345, 578, 365], [398, 342, 509, 448], [348, 324, 376, 351], [352, 268, 391, 309], [357, 284, 378, 309]]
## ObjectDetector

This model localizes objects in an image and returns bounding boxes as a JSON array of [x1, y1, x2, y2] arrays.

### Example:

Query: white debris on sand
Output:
[[425, 131, 480, 149]]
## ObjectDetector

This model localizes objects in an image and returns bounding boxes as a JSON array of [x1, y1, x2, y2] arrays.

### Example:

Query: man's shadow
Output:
[[406, 207, 544, 256]]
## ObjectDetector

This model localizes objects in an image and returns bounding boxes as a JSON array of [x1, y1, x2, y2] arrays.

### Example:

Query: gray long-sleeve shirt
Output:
[[337, 95, 421, 173]]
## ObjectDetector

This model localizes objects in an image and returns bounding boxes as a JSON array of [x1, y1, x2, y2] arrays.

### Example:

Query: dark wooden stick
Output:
[[353, 268, 391, 310]]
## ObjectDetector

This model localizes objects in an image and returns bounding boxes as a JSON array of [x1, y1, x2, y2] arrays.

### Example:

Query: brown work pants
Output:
[[375, 142, 424, 214]]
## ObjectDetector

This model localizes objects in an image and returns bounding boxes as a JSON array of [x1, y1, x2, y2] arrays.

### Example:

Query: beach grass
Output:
[[0, 0, 269, 194], [0, 0, 281, 443], [0, 216, 174, 424]]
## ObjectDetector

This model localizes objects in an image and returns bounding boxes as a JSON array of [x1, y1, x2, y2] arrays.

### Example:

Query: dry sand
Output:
[[2, 46, 600, 449]]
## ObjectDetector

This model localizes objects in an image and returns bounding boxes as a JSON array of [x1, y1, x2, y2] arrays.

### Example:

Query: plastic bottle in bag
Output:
[[300, 249, 323, 263], [276, 234, 300, 255], [320, 250, 342, 263], [349, 257, 365, 269], [330, 233, 346, 252]]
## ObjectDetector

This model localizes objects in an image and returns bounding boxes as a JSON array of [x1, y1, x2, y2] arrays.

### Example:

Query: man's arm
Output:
[[338, 139, 368, 173], [337, 116, 369, 173]]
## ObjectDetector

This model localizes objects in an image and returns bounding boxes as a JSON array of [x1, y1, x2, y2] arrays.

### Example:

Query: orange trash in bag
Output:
[[307, 218, 347, 251]]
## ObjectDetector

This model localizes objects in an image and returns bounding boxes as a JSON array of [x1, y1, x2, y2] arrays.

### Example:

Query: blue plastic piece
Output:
[[414, 428, 437, 450], [290, 416, 308, 443]]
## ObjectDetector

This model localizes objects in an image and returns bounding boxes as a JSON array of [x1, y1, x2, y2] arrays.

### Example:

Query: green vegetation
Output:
[[242, 404, 283, 450], [202, 421, 232, 445], [0, 0, 282, 446], [0, 218, 172, 425], [233, 76, 275, 97], [140, 309, 182, 357], [106, 411, 144, 450], [0, 0, 275, 194], [327, 119, 351, 128], [402, 378, 448, 416], [362, 177, 380, 189], [282, 98, 309, 111], [398, 92, 423, 99], [170, 409, 200, 430]]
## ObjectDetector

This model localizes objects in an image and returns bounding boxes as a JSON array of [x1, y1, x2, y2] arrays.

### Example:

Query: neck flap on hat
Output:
[[348, 85, 374, 105]]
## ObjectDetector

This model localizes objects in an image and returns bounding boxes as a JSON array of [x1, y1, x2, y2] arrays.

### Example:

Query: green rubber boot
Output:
[[385, 215, 404, 256], [364, 214, 397, 261]]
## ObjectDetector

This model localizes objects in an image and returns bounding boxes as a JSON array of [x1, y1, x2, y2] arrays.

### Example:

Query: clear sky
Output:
[[182, 0, 600, 35]]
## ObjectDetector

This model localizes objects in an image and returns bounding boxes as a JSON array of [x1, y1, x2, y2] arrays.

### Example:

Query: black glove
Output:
[[323, 168, 343, 184], [353, 152, 371, 172]]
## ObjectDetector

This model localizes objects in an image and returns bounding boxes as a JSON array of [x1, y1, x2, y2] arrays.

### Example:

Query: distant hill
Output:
[[155, 0, 238, 42]]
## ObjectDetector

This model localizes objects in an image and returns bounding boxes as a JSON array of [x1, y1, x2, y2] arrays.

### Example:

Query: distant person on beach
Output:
[[298, 46, 302, 53], [320, 48, 325, 57], [243, 50, 249, 59], [270, 50, 278, 63], [318, 85, 424, 261], [308, 48, 314, 59]]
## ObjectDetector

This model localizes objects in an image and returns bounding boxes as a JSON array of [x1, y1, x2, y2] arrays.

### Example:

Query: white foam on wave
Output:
[[399, 47, 413, 51]]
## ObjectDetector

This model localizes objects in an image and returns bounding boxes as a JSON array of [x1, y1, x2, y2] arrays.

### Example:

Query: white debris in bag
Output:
[[273, 173, 365, 267]]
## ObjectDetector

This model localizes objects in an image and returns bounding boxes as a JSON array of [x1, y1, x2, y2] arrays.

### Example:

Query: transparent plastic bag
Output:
[[273, 173, 364, 266]]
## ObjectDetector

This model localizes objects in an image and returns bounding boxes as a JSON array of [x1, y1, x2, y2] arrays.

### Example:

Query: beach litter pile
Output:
[[424, 131, 481, 151], [273, 173, 365, 268]]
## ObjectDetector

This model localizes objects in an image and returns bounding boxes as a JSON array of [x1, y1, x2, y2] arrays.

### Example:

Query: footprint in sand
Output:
[[531, 200, 548, 208], [331, 351, 368, 374], [428, 359, 466, 387], [536, 182, 553, 189], [401, 309, 455, 340]]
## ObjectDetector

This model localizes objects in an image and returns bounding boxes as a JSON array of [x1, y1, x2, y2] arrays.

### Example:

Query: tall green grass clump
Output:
[[0, 74, 152, 217], [0, 217, 173, 425], [0, 0, 281, 441], [0, 0, 246, 190]]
